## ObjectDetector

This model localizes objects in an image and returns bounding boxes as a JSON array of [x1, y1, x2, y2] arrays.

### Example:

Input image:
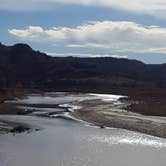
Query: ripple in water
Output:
[[86, 129, 166, 148]]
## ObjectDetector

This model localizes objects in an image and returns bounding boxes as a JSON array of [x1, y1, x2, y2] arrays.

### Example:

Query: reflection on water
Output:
[[86, 131, 166, 148], [0, 115, 165, 166], [11, 92, 125, 105], [0, 92, 166, 166]]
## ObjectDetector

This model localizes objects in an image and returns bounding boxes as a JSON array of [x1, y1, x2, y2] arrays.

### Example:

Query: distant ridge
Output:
[[0, 43, 166, 91]]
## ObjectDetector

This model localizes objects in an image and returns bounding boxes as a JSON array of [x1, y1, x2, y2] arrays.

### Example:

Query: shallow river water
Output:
[[0, 93, 166, 166]]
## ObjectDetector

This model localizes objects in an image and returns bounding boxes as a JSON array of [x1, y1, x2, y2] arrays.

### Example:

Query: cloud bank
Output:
[[9, 21, 166, 54], [46, 52, 128, 58], [1, 0, 166, 18]]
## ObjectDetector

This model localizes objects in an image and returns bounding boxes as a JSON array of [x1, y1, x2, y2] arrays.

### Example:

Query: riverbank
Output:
[[0, 89, 37, 133], [70, 91, 166, 138], [72, 100, 166, 138], [0, 120, 31, 134]]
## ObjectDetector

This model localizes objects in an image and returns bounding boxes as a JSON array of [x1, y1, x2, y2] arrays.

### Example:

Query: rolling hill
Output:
[[0, 42, 166, 92]]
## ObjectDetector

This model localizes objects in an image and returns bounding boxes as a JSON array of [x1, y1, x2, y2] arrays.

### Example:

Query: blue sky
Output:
[[2, 0, 166, 64]]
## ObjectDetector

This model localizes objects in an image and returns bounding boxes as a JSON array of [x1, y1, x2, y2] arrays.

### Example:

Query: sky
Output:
[[2, 0, 166, 63]]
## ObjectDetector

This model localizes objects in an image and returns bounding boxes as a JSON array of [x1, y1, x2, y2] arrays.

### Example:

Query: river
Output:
[[0, 92, 166, 166]]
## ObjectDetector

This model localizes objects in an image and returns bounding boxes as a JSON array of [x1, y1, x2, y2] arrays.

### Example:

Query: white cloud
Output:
[[46, 52, 128, 58], [8, 21, 166, 54], [1, 0, 166, 18]]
